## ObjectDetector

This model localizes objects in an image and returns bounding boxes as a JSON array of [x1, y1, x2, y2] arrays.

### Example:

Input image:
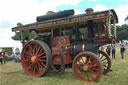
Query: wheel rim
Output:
[[98, 50, 111, 75], [73, 52, 102, 82], [21, 41, 49, 77]]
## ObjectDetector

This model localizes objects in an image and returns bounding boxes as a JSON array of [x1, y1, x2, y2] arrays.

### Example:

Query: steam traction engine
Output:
[[12, 8, 118, 82]]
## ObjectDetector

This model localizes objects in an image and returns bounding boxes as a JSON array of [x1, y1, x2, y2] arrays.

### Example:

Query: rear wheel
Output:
[[73, 52, 103, 82], [98, 50, 111, 75], [21, 40, 51, 77]]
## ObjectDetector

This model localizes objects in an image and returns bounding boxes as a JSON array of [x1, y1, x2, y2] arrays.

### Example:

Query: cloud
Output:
[[0, 0, 82, 25], [114, 5, 128, 25], [73, 8, 83, 14], [0, 0, 81, 50], [93, 4, 107, 11]]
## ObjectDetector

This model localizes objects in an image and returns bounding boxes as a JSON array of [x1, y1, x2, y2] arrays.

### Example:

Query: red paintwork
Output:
[[53, 51, 72, 64], [94, 39, 109, 42], [51, 36, 70, 46], [51, 36, 72, 65]]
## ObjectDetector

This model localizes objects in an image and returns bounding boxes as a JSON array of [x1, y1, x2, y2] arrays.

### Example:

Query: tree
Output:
[[46, 11, 55, 15], [116, 24, 128, 42], [12, 23, 31, 47], [30, 31, 37, 40], [125, 15, 128, 21]]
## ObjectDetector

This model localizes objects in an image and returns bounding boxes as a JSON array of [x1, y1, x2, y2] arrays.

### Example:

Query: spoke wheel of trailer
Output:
[[21, 40, 51, 77], [73, 52, 103, 82], [98, 50, 111, 75]]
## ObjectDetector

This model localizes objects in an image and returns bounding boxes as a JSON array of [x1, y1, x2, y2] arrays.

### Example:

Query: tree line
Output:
[[116, 24, 128, 42]]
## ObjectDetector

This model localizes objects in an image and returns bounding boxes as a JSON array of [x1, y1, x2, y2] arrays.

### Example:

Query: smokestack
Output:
[[85, 8, 94, 13]]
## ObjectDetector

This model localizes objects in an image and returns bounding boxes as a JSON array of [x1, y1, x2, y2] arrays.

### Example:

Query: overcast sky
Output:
[[0, 0, 128, 52]]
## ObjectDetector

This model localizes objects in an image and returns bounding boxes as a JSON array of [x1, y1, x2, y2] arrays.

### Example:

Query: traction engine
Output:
[[12, 8, 118, 82]]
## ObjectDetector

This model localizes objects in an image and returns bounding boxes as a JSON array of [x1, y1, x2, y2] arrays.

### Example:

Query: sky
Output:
[[0, 0, 128, 52]]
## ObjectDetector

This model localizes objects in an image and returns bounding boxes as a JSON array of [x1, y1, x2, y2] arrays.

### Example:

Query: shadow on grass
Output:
[[43, 68, 77, 80]]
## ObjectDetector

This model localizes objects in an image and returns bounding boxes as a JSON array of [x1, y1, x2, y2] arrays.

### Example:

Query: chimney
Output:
[[85, 8, 94, 13]]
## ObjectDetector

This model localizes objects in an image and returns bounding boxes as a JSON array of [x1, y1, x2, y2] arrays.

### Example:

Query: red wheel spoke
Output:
[[40, 61, 46, 68], [91, 61, 97, 65], [34, 43, 38, 53], [39, 56, 46, 58], [28, 45, 33, 54], [25, 56, 31, 58], [39, 48, 44, 54], [76, 64, 83, 68], [89, 63, 99, 68], [28, 50, 33, 56], [38, 59, 47, 62], [90, 67, 99, 72], [24, 59, 31, 62], [36, 64, 40, 73], [33, 63, 38, 73], [24, 52, 32, 56], [37, 61, 44, 69], [38, 52, 45, 57], [89, 69, 97, 75], [36, 46, 41, 54], [36, 62, 42, 73], [27, 63, 33, 70], [25, 61, 31, 65]]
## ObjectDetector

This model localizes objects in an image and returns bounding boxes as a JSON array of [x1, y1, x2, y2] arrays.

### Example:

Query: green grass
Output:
[[0, 45, 128, 85]]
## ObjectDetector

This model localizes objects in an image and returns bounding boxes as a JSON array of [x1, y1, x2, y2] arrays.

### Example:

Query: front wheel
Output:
[[72, 51, 103, 82], [21, 40, 51, 77]]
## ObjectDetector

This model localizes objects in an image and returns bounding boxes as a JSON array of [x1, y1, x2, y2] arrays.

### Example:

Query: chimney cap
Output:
[[85, 8, 94, 13]]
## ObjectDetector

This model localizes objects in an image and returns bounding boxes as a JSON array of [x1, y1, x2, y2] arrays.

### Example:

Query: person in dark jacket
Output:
[[120, 45, 125, 59], [106, 45, 111, 56], [111, 44, 116, 59]]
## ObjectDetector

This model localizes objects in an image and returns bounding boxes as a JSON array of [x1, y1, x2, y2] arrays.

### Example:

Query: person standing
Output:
[[111, 44, 116, 59], [106, 45, 111, 56], [120, 45, 125, 59]]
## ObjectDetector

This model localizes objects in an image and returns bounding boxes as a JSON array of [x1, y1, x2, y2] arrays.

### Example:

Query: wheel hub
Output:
[[31, 56, 36, 62], [83, 65, 88, 71]]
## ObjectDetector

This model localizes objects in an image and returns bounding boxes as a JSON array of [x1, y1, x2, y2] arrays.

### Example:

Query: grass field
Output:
[[0, 45, 128, 85]]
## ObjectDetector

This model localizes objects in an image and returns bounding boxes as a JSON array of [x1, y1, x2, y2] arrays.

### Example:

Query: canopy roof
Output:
[[12, 9, 118, 32]]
